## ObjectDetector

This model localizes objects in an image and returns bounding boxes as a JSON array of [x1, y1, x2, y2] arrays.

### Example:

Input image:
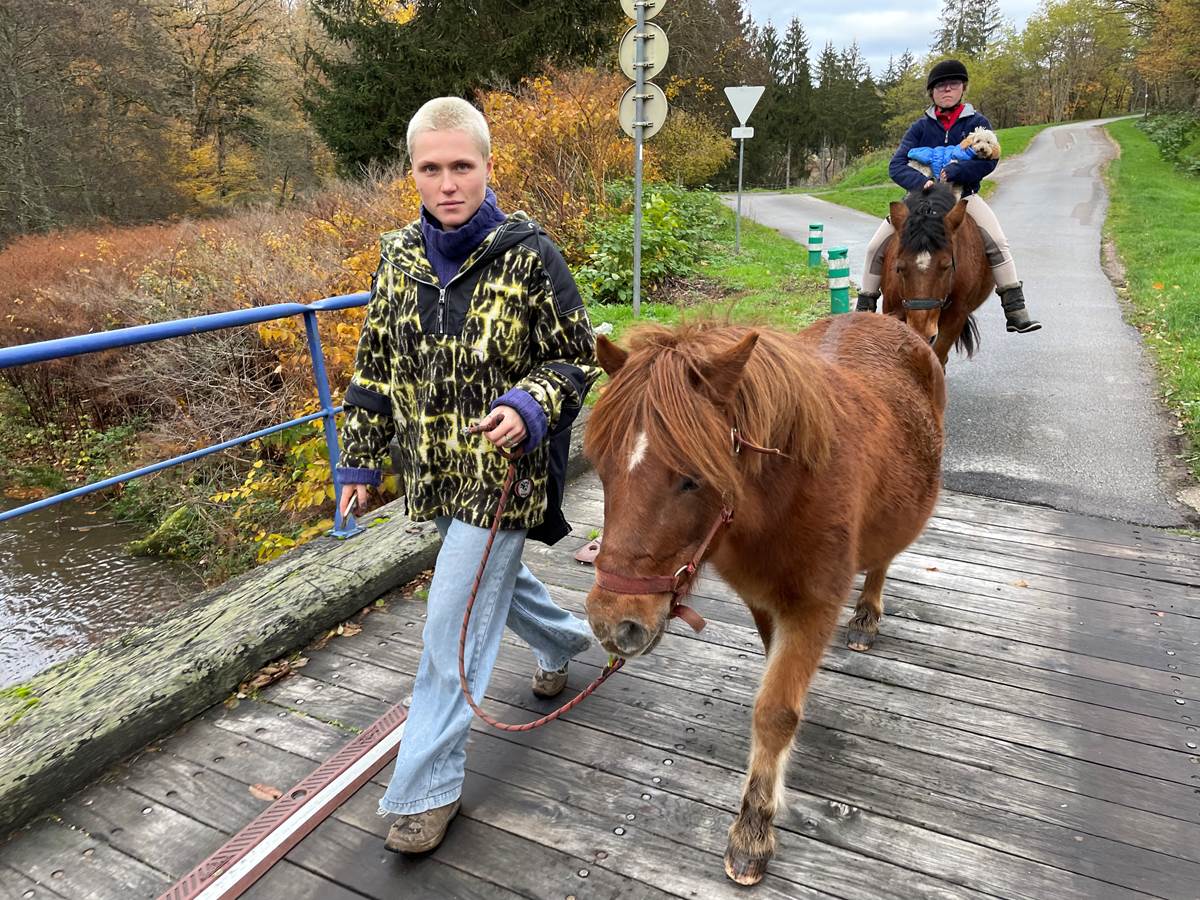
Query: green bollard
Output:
[[807, 223, 824, 266], [828, 246, 850, 314]]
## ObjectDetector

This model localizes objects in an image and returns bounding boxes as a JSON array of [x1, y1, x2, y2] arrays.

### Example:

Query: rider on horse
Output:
[[855, 59, 1042, 334]]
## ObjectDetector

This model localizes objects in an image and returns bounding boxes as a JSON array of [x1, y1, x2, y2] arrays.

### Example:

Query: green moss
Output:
[[127, 504, 212, 559], [1, 684, 42, 729]]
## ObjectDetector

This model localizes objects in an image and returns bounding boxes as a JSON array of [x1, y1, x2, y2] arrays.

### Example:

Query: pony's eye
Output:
[[679, 476, 701, 493]]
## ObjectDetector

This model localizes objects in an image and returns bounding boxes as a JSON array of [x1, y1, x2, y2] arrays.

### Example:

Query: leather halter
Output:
[[593, 427, 786, 633]]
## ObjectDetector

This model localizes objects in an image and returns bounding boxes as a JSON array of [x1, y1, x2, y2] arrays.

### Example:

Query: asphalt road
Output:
[[728, 120, 1189, 526]]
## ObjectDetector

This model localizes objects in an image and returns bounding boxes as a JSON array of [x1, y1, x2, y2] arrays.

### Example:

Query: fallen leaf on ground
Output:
[[249, 784, 283, 802], [925, 566, 939, 572]]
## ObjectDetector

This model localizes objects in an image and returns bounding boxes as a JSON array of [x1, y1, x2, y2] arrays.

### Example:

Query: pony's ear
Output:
[[945, 199, 968, 231], [889, 200, 908, 231], [595, 335, 628, 376], [693, 332, 759, 405]]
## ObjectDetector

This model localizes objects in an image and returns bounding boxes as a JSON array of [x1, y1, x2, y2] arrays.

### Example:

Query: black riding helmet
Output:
[[927, 59, 969, 91]]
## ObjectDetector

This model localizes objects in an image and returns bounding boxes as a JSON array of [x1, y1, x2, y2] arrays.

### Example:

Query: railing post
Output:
[[827, 247, 850, 314], [303, 310, 362, 538], [807, 223, 823, 266]]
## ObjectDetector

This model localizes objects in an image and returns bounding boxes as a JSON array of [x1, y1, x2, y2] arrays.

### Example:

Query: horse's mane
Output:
[[901, 183, 958, 254], [585, 321, 836, 502]]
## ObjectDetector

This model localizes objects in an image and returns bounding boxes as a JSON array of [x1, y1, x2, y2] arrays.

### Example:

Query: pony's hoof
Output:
[[847, 627, 876, 652], [724, 848, 770, 885]]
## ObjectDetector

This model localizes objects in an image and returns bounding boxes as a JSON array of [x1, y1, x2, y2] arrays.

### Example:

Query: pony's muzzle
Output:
[[586, 589, 668, 658], [613, 620, 651, 655]]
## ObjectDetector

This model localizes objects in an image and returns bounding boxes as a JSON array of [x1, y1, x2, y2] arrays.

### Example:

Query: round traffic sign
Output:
[[618, 23, 669, 81], [621, 0, 667, 21], [619, 81, 669, 139]]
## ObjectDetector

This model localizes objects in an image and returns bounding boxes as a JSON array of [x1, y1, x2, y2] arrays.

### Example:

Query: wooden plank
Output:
[[314, 619, 1200, 892], [0, 816, 170, 899], [159, 700, 680, 900], [516, 561, 1200, 742], [922, 516, 1200, 583], [563, 490, 1199, 622], [311, 616, 1193, 898], [522, 558, 1200, 710], [931, 490, 1200, 555], [0, 865, 69, 900], [569, 477, 1200, 561], [345, 601, 1200, 827]]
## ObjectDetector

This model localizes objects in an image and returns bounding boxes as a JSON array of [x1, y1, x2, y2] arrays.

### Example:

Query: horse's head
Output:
[[582, 326, 761, 658], [888, 185, 968, 346]]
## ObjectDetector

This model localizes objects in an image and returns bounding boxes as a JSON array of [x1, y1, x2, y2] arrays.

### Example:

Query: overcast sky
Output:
[[743, 0, 1044, 76]]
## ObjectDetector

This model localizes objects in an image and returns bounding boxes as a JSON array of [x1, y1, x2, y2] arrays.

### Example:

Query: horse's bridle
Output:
[[901, 254, 957, 311], [592, 427, 786, 633]]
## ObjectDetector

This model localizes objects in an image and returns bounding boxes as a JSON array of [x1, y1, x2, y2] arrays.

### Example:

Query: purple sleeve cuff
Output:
[[336, 466, 382, 487], [492, 389, 548, 451]]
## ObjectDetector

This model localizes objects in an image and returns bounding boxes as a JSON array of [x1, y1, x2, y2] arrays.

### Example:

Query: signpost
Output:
[[618, 0, 669, 317], [724, 85, 764, 254]]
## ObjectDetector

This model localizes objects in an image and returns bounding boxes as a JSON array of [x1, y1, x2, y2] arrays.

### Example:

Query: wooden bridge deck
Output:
[[3, 471, 1199, 899]]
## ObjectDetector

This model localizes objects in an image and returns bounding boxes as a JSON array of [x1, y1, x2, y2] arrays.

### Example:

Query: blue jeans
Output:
[[379, 516, 594, 815]]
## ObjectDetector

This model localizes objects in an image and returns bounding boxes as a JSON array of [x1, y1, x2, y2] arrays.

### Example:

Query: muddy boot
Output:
[[531, 663, 569, 699], [385, 799, 462, 854], [998, 283, 1042, 333], [855, 291, 880, 313]]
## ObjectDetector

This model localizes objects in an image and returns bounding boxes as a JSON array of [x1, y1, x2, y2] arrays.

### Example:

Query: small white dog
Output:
[[906, 127, 1002, 198]]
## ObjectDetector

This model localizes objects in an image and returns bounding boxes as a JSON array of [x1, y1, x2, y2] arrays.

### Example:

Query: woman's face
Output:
[[931, 79, 966, 109], [410, 128, 493, 228]]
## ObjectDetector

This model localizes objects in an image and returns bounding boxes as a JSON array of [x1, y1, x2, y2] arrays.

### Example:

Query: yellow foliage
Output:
[[482, 68, 649, 260]]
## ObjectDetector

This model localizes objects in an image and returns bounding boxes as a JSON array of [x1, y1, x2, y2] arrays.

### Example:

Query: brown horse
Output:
[[584, 314, 945, 886], [881, 183, 992, 366]]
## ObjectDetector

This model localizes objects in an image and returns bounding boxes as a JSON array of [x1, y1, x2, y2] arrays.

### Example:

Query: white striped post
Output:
[[828, 246, 850, 314], [807, 223, 823, 266]]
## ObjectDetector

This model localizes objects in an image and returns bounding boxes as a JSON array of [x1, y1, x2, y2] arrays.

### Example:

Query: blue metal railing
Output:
[[0, 291, 372, 537]]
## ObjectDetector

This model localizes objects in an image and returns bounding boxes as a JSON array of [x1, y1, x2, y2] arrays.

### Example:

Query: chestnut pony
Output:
[[881, 183, 992, 366], [584, 314, 945, 886]]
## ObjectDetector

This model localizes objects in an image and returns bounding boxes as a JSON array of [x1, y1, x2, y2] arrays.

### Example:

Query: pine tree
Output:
[[305, 0, 619, 173], [932, 0, 1002, 56]]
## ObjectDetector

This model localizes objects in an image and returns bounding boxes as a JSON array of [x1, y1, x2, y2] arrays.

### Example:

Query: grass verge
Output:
[[1104, 118, 1200, 477], [588, 204, 829, 344]]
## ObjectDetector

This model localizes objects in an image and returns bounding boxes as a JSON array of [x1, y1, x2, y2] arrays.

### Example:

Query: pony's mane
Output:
[[901, 183, 958, 254], [585, 321, 836, 501]]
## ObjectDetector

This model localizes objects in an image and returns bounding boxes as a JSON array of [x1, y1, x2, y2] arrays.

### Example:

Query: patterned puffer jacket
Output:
[[338, 212, 600, 544]]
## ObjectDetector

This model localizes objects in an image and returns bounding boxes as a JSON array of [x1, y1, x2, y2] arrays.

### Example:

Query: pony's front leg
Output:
[[724, 604, 838, 885]]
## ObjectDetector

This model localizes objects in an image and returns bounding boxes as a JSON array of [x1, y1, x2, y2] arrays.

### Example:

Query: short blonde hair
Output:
[[406, 97, 491, 161]]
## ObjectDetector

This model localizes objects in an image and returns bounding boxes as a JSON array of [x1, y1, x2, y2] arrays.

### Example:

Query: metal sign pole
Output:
[[735, 137, 744, 254], [632, 0, 647, 318]]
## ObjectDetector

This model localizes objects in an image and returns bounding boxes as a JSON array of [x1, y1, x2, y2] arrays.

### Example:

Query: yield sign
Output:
[[724, 85, 765, 125]]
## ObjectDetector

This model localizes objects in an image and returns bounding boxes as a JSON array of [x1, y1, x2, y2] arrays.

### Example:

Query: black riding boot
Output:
[[998, 283, 1041, 333], [856, 291, 880, 313]]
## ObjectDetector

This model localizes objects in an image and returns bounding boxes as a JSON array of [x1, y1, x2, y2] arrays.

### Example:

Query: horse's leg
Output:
[[749, 605, 775, 653], [847, 560, 893, 651], [931, 328, 954, 367], [724, 602, 839, 885]]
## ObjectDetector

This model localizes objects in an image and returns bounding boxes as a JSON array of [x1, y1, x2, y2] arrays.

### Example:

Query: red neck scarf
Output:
[[935, 103, 965, 131]]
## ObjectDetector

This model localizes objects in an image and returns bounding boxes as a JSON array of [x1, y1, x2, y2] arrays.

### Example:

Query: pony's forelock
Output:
[[585, 321, 836, 501]]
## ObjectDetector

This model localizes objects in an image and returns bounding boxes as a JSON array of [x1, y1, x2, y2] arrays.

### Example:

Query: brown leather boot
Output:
[[384, 799, 461, 853], [531, 663, 569, 698]]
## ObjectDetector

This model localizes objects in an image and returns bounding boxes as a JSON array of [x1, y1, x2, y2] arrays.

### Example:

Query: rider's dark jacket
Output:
[[888, 103, 997, 197]]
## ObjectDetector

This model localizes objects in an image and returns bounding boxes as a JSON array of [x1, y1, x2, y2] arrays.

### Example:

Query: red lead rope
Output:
[[457, 458, 626, 732]]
